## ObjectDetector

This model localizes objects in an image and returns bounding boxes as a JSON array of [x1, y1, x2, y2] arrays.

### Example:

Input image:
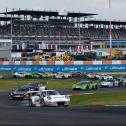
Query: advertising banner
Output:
[[0, 65, 126, 72]]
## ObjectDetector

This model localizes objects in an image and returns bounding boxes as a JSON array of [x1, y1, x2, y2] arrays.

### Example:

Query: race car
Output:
[[13, 72, 26, 78], [13, 72, 31, 78], [87, 73, 96, 79], [28, 73, 49, 79], [8, 82, 47, 100], [29, 90, 70, 107], [72, 81, 97, 90], [100, 79, 119, 88], [119, 77, 126, 86], [97, 74, 113, 80], [0, 75, 4, 79], [26, 82, 47, 91], [28, 73, 42, 79], [23, 90, 39, 100], [8, 86, 33, 100], [53, 72, 72, 79]]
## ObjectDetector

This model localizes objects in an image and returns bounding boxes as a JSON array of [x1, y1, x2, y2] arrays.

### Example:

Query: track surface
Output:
[[0, 87, 126, 126]]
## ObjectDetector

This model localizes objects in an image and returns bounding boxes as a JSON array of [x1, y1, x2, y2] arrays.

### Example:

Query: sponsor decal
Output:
[[0, 65, 126, 72]]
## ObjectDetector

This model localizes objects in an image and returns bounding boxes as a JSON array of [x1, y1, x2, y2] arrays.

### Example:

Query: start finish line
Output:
[[0, 65, 126, 72]]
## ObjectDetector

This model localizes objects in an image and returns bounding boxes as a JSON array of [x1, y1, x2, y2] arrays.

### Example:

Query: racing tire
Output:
[[25, 75, 29, 78], [40, 100, 46, 107], [13, 75, 16, 78], [94, 85, 98, 90], [62, 75, 66, 79], [115, 84, 119, 87], [64, 105, 69, 107], [86, 86, 89, 90]]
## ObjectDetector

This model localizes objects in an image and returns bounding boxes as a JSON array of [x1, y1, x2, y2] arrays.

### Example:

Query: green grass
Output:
[[0, 79, 83, 91], [71, 92, 126, 106], [0, 79, 126, 106]]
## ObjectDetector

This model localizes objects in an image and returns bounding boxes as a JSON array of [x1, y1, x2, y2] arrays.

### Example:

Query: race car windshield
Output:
[[28, 83, 42, 87], [46, 91, 60, 96], [76, 82, 89, 86], [17, 88, 29, 92]]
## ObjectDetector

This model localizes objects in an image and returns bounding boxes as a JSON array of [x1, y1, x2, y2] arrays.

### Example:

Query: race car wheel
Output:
[[25, 75, 29, 78], [13, 75, 16, 78], [40, 99, 46, 107], [94, 85, 97, 90], [64, 105, 69, 107], [86, 86, 89, 90]]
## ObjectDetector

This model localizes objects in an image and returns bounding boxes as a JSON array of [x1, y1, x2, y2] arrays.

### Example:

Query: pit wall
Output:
[[0, 60, 126, 65]]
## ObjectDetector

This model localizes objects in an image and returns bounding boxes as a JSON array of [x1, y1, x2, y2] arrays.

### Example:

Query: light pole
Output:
[[11, 16, 13, 50], [58, 31, 60, 50], [109, 0, 112, 58], [77, 17, 81, 53], [79, 17, 81, 46]]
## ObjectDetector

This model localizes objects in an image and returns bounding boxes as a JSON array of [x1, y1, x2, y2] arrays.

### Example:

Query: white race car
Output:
[[98, 74, 113, 80], [100, 79, 119, 88], [13, 72, 31, 78], [29, 90, 70, 107], [53, 72, 72, 79]]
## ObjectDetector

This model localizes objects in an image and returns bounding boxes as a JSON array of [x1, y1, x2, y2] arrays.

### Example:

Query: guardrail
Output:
[[0, 60, 126, 72]]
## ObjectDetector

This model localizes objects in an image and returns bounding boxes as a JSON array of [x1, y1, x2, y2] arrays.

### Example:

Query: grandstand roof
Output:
[[0, 17, 19, 21], [1, 10, 97, 18], [80, 20, 126, 25]]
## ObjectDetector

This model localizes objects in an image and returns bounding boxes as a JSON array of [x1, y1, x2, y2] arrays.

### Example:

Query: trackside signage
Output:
[[0, 65, 126, 72]]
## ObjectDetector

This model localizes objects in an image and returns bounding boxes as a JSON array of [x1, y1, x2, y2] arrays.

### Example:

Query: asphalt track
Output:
[[0, 87, 126, 126]]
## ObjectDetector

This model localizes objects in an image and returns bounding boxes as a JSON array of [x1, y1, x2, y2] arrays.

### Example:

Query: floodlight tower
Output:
[[11, 16, 13, 50], [78, 16, 81, 53], [79, 17, 81, 47], [109, 0, 112, 57]]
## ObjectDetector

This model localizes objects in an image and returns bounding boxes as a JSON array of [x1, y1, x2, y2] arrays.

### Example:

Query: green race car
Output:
[[29, 73, 42, 79], [28, 73, 49, 79], [39, 73, 49, 78], [72, 81, 97, 90]]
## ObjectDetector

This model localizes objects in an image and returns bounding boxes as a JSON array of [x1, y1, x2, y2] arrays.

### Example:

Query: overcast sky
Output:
[[0, 0, 126, 20]]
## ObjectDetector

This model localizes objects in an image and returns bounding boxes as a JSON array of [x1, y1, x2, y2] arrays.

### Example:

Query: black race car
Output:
[[8, 86, 33, 100], [26, 82, 47, 91], [8, 82, 47, 100]]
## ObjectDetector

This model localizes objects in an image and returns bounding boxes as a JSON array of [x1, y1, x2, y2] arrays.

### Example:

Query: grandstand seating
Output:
[[0, 21, 126, 41]]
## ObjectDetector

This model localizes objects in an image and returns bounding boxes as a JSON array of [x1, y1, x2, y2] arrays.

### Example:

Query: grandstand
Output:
[[0, 9, 126, 52]]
